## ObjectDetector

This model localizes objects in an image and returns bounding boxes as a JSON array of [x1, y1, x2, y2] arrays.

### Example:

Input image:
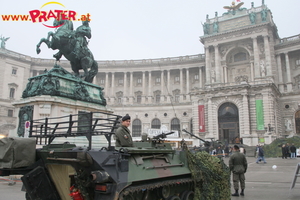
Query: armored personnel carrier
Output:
[[0, 111, 230, 200]]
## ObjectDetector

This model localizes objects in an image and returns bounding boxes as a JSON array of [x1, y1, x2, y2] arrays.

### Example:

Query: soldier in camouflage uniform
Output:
[[115, 115, 134, 147], [229, 145, 248, 197]]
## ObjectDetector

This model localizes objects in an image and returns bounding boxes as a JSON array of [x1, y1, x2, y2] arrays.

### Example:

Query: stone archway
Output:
[[218, 102, 239, 144]]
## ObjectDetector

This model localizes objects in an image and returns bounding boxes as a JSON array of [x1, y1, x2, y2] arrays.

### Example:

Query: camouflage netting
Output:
[[264, 136, 300, 157], [187, 151, 231, 200]]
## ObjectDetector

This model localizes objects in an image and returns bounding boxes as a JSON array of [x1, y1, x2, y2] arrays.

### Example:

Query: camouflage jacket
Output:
[[229, 151, 248, 174]]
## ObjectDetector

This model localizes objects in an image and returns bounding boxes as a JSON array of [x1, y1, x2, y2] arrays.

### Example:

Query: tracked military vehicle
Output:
[[0, 111, 231, 200], [0, 111, 197, 200]]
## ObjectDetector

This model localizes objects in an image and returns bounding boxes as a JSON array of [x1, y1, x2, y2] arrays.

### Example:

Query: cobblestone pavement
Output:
[[1, 157, 300, 199]]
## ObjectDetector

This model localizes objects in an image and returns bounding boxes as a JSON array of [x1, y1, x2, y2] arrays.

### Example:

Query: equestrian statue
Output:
[[36, 18, 98, 83]]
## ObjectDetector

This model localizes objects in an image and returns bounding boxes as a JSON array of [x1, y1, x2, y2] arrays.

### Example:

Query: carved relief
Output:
[[259, 43, 264, 54], [260, 60, 266, 76], [203, 28, 264, 43], [235, 75, 249, 83]]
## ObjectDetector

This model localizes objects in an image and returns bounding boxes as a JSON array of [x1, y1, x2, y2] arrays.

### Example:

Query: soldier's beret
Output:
[[122, 115, 131, 121]]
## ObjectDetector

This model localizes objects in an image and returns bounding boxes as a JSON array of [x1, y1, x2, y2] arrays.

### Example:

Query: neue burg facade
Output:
[[0, 2, 300, 147]]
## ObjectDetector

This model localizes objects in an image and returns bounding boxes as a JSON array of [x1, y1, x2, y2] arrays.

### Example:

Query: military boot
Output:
[[232, 190, 239, 196], [240, 189, 244, 196]]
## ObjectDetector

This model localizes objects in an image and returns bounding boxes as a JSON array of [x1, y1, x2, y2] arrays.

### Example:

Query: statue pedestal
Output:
[[13, 65, 111, 142]]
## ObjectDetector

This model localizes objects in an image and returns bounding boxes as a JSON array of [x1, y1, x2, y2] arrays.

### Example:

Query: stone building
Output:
[[0, 1, 300, 147]]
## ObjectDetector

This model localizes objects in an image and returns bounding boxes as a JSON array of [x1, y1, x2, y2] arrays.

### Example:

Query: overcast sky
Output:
[[0, 0, 300, 60]]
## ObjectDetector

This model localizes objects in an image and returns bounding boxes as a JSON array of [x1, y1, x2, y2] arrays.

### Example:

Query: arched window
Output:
[[151, 118, 161, 129], [132, 119, 142, 137], [171, 118, 180, 131]]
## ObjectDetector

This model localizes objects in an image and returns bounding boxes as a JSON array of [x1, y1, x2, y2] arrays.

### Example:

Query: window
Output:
[[175, 76, 180, 83], [151, 118, 161, 129], [155, 77, 161, 84], [8, 109, 13, 117], [12, 68, 17, 75], [118, 79, 123, 85], [118, 97, 123, 104], [132, 119, 142, 137], [155, 94, 160, 103], [171, 118, 180, 132], [9, 88, 15, 99], [137, 78, 142, 84], [296, 59, 300, 66], [194, 74, 199, 81], [175, 94, 180, 103], [100, 79, 105, 85], [137, 95, 142, 104]]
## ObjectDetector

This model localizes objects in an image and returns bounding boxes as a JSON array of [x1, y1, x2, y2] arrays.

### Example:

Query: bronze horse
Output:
[[36, 19, 98, 83]]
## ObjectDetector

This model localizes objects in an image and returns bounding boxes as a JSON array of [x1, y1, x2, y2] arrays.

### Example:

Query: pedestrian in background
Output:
[[281, 144, 287, 159], [229, 145, 248, 197], [290, 143, 297, 159], [285, 143, 290, 158], [256, 145, 267, 164]]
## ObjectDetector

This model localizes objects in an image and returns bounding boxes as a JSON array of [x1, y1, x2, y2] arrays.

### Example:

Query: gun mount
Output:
[[182, 129, 211, 148], [152, 131, 174, 140]]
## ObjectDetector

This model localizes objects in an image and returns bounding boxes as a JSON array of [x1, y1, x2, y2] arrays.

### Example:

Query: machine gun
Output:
[[182, 129, 211, 147], [152, 131, 174, 140]]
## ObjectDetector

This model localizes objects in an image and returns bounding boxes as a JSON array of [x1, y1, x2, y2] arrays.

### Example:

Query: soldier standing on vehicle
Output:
[[229, 145, 248, 197], [115, 115, 133, 147]]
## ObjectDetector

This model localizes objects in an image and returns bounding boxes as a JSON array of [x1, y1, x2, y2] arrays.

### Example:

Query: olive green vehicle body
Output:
[[0, 112, 194, 200]]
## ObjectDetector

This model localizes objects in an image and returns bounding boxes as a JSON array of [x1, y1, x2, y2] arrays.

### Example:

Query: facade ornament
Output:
[[261, 8, 268, 22], [213, 21, 219, 33], [260, 60, 266, 76], [235, 75, 249, 83], [259, 43, 264, 54], [0, 35, 9, 49], [249, 12, 256, 24]]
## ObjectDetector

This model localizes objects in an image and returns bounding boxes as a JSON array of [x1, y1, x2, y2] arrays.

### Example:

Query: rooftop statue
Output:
[[0, 35, 10, 49], [223, 1, 244, 15], [36, 18, 98, 83]]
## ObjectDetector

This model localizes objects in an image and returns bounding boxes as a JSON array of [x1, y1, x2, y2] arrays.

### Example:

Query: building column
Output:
[[285, 52, 292, 92], [207, 97, 214, 138], [250, 62, 254, 81], [214, 45, 221, 83], [205, 46, 211, 84], [111, 72, 115, 103], [160, 70, 164, 102], [263, 35, 271, 76], [186, 68, 190, 100], [242, 94, 250, 135], [186, 68, 190, 93], [180, 69, 184, 101], [223, 65, 228, 83], [142, 71, 146, 104], [276, 54, 284, 92], [123, 72, 127, 95], [148, 71, 152, 104], [105, 72, 109, 96], [129, 72, 133, 103], [199, 67, 203, 88], [252, 36, 260, 78], [167, 70, 171, 103]]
